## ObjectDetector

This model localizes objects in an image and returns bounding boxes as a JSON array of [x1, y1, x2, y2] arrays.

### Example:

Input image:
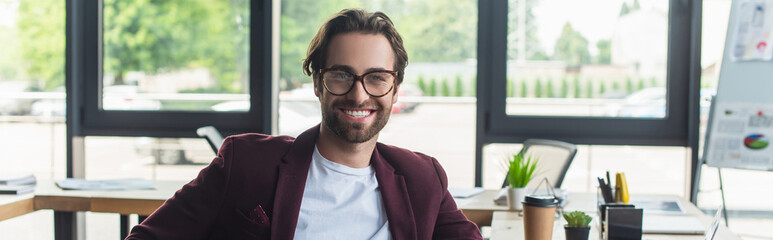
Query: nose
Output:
[[345, 80, 371, 102]]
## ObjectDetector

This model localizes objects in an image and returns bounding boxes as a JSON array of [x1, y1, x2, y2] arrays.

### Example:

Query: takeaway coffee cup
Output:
[[522, 195, 559, 240]]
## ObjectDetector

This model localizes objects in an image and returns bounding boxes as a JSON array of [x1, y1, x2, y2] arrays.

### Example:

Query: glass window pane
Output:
[[0, 1, 63, 238], [0, 0, 66, 176], [85, 136, 214, 180], [482, 144, 688, 196], [278, 1, 477, 187], [102, 0, 250, 112], [506, 0, 668, 118]]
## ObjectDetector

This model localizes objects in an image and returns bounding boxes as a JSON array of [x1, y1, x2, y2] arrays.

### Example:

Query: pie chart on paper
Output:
[[743, 134, 769, 150]]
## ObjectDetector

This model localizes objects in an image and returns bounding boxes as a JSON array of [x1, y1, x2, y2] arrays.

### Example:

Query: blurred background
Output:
[[0, 0, 771, 239]]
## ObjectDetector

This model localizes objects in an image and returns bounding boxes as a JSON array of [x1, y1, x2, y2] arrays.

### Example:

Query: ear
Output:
[[392, 85, 400, 104], [313, 74, 321, 97]]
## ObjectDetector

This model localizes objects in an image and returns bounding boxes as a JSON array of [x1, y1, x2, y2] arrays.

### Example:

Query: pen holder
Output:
[[604, 207, 642, 240], [598, 203, 634, 222]]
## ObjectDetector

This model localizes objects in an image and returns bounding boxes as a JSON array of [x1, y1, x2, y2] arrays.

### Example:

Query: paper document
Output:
[[643, 215, 705, 235], [0, 173, 37, 186], [732, 0, 773, 61], [56, 178, 156, 190], [706, 102, 773, 170], [449, 187, 485, 198], [631, 199, 685, 215], [0, 185, 35, 195]]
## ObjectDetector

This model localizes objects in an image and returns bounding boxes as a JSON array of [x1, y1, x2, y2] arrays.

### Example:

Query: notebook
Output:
[[0, 185, 35, 195], [56, 178, 156, 190], [0, 174, 36, 186], [642, 215, 706, 235], [631, 199, 686, 215]]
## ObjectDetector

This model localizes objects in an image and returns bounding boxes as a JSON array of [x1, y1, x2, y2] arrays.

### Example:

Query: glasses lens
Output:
[[323, 70, 354, 95], [363, 72, 395, 96]]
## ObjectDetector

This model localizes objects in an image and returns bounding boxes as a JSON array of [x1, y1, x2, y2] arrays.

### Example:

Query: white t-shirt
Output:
[[292, 146, 391, 240]]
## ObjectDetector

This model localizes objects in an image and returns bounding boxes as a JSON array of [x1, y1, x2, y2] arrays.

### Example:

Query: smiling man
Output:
[[127, 9, 481, 240]]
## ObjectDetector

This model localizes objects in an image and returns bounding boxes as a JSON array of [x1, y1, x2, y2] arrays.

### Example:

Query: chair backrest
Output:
[[502, 139, 577, 189], [197, 126, 225, 154]]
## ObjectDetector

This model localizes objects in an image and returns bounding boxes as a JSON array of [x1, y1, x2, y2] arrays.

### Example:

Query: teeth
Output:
[[344, 110, 370, 118]]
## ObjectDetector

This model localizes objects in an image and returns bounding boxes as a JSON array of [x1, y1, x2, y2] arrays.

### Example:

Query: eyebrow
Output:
[[327, 64, 393, 74]]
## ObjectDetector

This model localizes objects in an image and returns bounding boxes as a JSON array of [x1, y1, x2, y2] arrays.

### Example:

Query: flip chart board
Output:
[[704, 0, 773, 170]]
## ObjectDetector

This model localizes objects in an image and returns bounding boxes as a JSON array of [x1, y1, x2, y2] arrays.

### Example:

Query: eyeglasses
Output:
[[320, 68, 397, 97]]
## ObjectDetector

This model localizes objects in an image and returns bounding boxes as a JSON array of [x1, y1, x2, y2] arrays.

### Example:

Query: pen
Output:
[[597, 177, 612, 203], [597, 177, 604, 187], [606, 171, 611, 187]]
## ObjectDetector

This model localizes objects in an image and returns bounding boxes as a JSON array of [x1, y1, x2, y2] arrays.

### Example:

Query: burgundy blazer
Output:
[[126, 125, 482, 239]]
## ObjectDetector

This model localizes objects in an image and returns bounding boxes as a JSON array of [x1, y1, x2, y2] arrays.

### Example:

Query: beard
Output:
[[322, 98, 391, 143]]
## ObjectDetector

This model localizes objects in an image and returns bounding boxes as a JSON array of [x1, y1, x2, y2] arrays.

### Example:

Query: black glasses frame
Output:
[[319, 68, 398, 97]]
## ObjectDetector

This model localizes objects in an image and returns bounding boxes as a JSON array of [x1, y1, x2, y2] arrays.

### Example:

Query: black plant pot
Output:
[[564, 225, 590, 240]]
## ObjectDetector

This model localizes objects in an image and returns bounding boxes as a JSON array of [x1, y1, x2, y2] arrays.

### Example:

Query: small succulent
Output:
[[563, 211, 592, 228]]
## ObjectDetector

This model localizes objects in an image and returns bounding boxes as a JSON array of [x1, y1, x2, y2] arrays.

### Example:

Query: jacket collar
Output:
[[270, 125, 417, 240], [372, 144, 417, 240], [270, 125, 318, 239]]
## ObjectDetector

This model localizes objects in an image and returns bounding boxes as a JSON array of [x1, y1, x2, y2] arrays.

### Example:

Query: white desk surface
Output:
[[489, 193, 740, 240]]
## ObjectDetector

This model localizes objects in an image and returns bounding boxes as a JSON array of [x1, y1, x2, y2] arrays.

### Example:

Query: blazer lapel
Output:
[[270, 125, 319, 239], [372, 145, 417, 240]]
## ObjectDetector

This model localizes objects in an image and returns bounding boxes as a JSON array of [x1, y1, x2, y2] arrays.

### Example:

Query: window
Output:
[[478, 0, 695, 147], [75, 0, 271, 137], [476, 0, 699, 186], [0, 0, 64, 238], [482, 143, 688, 197], [505, 0, 668, 118], [101, 0, 250, 112], [0, 0, 66, 177]]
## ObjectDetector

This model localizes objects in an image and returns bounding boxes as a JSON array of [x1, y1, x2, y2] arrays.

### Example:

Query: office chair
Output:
[[501, 138, 578, 189], [197, 126, 225, 154]]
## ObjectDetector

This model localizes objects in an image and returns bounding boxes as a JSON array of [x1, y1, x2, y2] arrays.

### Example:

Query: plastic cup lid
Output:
[[522, 195, 558, 207]]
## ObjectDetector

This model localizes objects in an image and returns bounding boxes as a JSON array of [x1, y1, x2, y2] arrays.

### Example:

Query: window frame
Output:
[[476, 0, 701, 186], [72, 0, 272, 138]]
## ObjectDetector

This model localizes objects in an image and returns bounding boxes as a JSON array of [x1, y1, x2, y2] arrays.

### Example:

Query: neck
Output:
[[316, 124, 378, 169]]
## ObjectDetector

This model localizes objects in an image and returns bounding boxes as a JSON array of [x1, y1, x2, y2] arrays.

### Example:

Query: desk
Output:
[[1, 181, 506, 239], [0, 180, 185, 239], [456, 189, 509, 226], [489, 193, 740, 240], [10, 181, 502, 221], [0, 194, 34, 222], [33, 180, 180, 216], [33, 181, 502, 226]]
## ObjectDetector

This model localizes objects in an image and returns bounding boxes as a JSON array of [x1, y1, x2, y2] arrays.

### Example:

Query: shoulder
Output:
[[376, 143, 437, 165], [225, 133, 296, 148], [219, 133, 296, 163], [376, 143, 444, 180]]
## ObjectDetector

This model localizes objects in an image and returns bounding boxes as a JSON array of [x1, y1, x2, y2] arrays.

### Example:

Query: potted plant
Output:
[[563, 211, 593, 240], [506, 153, 537, 210]]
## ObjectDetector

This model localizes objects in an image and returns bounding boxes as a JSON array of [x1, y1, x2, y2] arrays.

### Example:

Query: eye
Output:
[[365, 74, 385, 82], [365, 72, 392, 83], [326, 70, 352, 81]]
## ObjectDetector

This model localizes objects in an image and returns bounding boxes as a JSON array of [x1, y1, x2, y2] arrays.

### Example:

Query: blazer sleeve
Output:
[[430, 158, 483, 240], [126, 137, 235, 240]]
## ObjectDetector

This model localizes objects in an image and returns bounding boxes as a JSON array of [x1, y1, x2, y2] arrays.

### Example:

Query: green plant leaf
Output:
[[563, 211, 592, 227], [506, 153, 538, 188]]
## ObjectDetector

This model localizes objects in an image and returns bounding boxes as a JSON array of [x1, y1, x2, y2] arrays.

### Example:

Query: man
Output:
[[127, 9, 482, 239]]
